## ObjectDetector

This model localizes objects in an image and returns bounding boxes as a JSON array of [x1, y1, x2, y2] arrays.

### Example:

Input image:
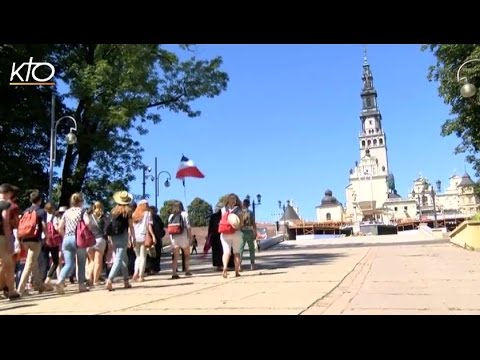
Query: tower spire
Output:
[[363, 45, 368, 65]]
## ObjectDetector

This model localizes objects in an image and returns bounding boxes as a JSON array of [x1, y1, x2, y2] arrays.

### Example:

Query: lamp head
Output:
[[164, 179, 170, 188], [66, 131, 77, 145], [256, 194, 262, 205], [460, 82, 477, 98]]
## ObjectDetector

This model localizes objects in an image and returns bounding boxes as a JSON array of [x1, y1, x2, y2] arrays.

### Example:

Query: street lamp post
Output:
[[141, 165, 154, 199], [278, 200, 289, 240], [457, 59, 480, 98], [245, 194, 261, 218], [48, 96, 78, 202], [430, 186, 438, 229], [154, 157, 171, 209]]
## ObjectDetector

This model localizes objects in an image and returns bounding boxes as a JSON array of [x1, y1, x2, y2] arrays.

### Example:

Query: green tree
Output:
[[188, 197, 212, 226], [422, 44, 480, 178], [159, 199, 177, 225], [0, 44, 68, 208], [14, 44, 229, 206]]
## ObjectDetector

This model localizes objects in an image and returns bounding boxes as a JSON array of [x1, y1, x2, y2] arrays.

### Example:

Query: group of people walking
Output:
[[0, 184, 258, 301]]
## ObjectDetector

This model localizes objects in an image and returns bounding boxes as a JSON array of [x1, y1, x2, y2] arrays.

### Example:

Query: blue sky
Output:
[[61, 44, 474, 221]]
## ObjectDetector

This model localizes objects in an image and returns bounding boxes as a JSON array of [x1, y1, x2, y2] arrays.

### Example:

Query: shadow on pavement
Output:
[[258, 252, 346, 270], [274, 239, 449, 251], [0, 303, 36, 312], [129, 282, 194, 290]]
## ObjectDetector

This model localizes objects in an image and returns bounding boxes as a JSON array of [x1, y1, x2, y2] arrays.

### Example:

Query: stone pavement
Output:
[[1, 235, 480, 315]]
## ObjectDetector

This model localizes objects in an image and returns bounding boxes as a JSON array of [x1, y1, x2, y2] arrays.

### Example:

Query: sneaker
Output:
[[8, 292, 21, 301]]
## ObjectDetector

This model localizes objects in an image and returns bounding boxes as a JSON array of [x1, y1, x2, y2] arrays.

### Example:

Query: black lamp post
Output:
[[142, 165, 154, 199], [246, 194, 261, 218], [154, 157, 171, 209]]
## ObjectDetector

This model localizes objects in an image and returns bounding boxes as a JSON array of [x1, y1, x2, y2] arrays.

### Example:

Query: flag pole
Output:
[[183, 179, 187, 207]]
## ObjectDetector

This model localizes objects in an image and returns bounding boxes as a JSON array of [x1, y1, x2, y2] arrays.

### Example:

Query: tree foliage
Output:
[[0, 44, 68, 209], [422, 44, 480, 177], [1, 44, 229, 208], [187, 197, 212, 227], [51, 44, 228, 206], [159, 199, 177, 225]]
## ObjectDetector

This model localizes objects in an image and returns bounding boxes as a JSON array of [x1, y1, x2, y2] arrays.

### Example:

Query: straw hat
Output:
[[227, 213, 241, 229], [113, 191, 133, 205]]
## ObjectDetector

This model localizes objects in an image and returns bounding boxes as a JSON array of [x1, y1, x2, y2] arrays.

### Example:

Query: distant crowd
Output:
[[0, 184, 258, 300]]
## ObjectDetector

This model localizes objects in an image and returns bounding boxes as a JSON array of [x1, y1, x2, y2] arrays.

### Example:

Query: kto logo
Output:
[[9, 57, 55, 86]]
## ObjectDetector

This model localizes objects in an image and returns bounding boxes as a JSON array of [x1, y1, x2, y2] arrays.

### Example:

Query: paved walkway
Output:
[[1, 235, 480, 315]]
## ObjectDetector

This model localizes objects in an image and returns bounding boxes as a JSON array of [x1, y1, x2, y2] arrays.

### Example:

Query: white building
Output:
[[345, 53, 396, 223], [316, 190, 344, 222]]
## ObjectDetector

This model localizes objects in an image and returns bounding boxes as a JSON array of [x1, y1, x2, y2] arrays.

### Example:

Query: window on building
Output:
[[367, 98, 372, 108], [367, 140, 371, 146], [404, 206, 408, 211], [394, 207, 398, 212], [373, 139, 377, 146], [379, 138, 383, 145], [369, 120, 372, 125], [326, 213, 331, 221]]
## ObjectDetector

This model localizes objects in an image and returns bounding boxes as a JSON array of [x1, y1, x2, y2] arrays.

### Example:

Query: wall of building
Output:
[[384, 200, 417, 221], [316, 205, 343, 222]]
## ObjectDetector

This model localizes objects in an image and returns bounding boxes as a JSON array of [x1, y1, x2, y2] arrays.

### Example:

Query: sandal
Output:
[[124, 281, 132, 289], [222, 270, 228, 278], [172, 274, 180, 280]]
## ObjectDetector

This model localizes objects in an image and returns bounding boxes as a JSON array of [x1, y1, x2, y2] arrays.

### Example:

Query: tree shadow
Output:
[[254, 252, 346, 270]]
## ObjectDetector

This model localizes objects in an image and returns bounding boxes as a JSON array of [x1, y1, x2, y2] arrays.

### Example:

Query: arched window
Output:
[[326, 213, 331, 221], [367, 140, 371, 146], [373, 139, 377, 145], [379, 138, 384, 145], [361, 140, 365, 147]]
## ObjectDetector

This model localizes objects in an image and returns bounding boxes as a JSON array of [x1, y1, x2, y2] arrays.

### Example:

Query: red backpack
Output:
[[76, 209, 95, 248], [218, 209, 236, 234], [17, 208, 39, 239], [46, 217, 62, 247]]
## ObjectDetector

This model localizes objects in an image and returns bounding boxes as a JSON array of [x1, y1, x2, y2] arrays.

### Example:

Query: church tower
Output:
[[345, 49, 394, 222], [358, 50, 389, 173]]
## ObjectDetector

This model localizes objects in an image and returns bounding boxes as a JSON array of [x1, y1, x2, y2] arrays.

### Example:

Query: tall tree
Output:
[[0, 44, 67, 208], [422, 44, 480, 178], [49, 44, 228, 205], [188, 197, 212, 226], [159, 199, 177, 225]]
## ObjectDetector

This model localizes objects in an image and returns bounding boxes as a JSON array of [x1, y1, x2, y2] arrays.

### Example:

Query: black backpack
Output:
[[107, 215, 126, 236]]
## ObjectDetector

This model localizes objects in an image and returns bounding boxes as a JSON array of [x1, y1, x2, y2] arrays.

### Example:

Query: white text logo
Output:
[[9, 57, 55, 86]]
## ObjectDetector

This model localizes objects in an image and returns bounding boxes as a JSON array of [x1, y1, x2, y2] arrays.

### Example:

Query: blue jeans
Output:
[[57, 235, 87, 285], [15, 262, 25, 289], [108, 232, 129, 281]]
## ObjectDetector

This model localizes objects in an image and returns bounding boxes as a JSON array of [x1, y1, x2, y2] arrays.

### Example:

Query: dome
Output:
[[321, 189, 339, 205]]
